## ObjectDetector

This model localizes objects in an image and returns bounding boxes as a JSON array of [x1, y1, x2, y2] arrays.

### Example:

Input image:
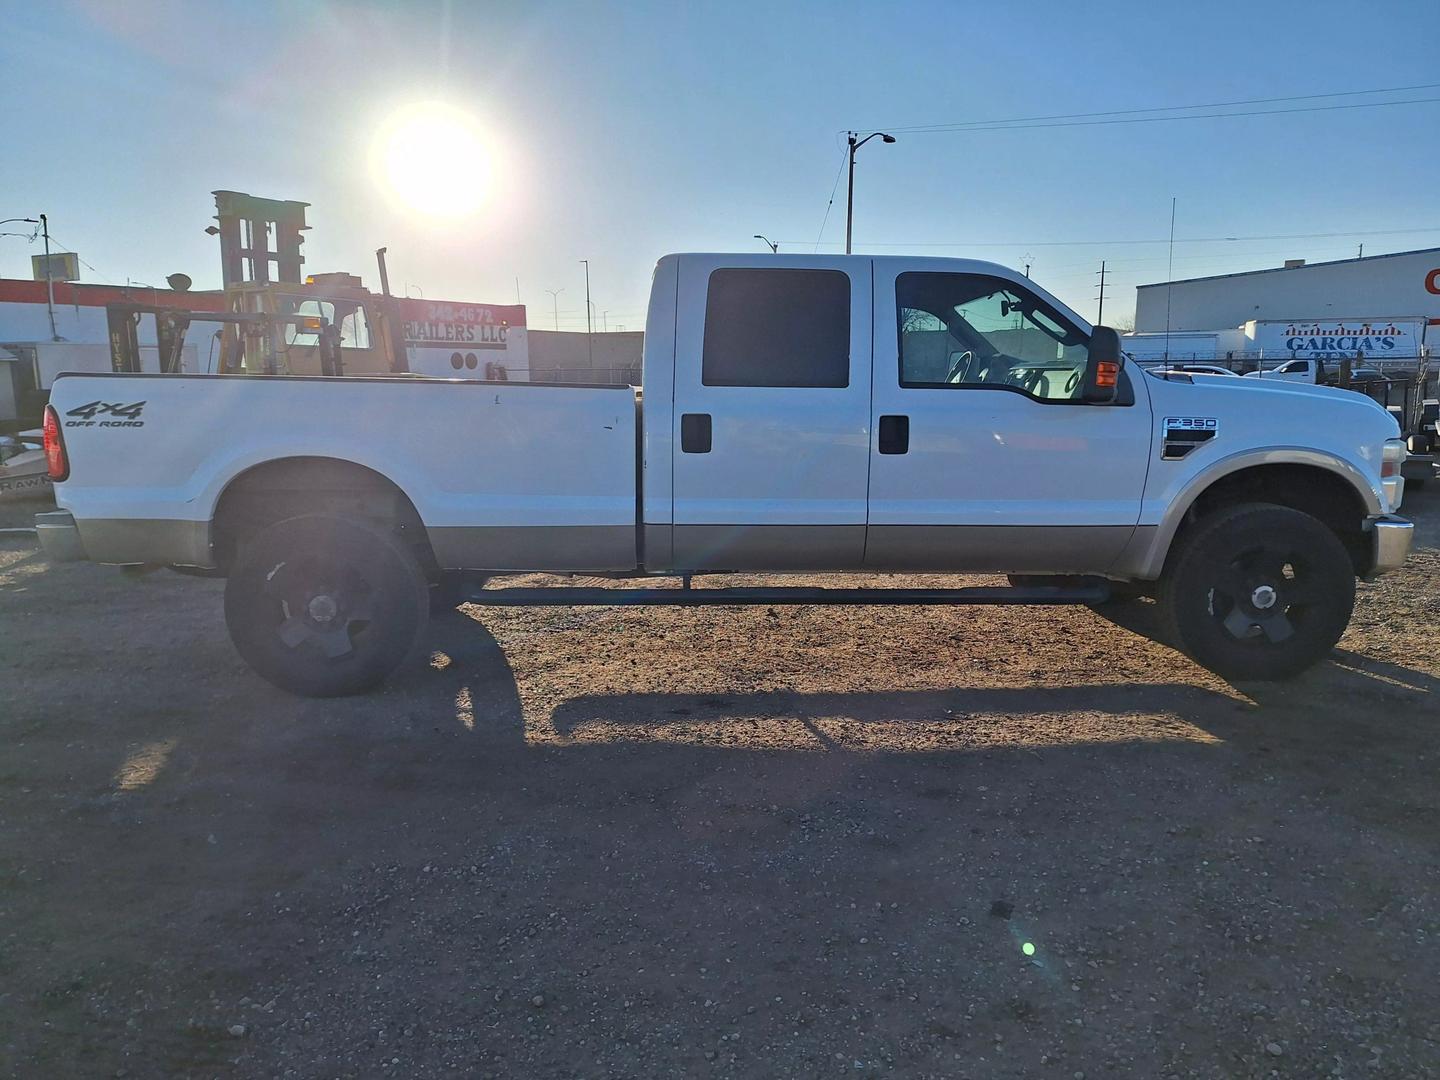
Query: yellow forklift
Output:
[[107, 191, 410, 378]]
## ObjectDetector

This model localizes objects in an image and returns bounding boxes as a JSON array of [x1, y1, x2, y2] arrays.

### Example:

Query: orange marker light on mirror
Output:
[[1095, 361, 1119, 388]]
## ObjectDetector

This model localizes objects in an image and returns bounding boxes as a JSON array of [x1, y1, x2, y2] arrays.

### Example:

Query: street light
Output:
[[845, 131, 895, 255], [580, 259, 593, 367], [753, 234, 778, 254], [545, 288, 564, 331]]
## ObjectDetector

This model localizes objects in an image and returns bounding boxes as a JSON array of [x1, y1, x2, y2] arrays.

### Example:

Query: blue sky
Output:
[[3, 0, 1439, 328]]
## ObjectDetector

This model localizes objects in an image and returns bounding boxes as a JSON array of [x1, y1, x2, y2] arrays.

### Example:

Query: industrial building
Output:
[[1127, 246, 1440, 372]]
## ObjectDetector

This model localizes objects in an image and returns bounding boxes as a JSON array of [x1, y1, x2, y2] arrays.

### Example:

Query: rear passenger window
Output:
[[702, 268, 850, 387]]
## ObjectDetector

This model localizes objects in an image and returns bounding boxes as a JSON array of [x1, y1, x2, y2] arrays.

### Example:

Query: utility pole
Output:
[[580, 260, 593, 367], [601, 310, 609, 333], [845, 131, 896, 255], [545, 288, 563, 331], [1095, 260, 1108, 325], [1163, 197, 1177, 363], [1357, 243, 1364, 258], [40, 213, 58, 341]]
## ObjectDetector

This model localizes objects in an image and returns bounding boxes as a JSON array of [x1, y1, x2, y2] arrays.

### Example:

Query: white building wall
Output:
[[1134, 248, 1440, 332]]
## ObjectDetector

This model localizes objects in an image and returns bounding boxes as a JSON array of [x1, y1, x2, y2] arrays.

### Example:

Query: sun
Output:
[[375, 102, 491, 216]]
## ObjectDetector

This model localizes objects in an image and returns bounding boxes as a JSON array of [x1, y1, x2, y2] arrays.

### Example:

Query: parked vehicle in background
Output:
[[1243, 357, 1386, 385], [0, 432, 50, 503], [37, 253, 1414, 696], [1151, 364, 1239, 378]]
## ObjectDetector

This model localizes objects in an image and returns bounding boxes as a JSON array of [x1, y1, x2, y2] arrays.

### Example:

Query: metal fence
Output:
[[531, 366, 641, 386]]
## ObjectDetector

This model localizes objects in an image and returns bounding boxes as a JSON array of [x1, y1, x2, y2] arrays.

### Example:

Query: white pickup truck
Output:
[[37, 254, 1413, 695]]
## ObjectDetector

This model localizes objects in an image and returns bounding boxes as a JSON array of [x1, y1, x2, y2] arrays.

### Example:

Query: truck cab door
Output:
[[865, 264, 1152, 573], [669, 256, 872, 571]]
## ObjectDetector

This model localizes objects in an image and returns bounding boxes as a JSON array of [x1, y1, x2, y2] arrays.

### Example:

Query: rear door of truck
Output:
[[669, 255, 871, 571]]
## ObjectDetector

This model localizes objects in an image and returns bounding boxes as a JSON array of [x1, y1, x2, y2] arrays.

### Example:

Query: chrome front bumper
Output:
[[35, 510, 87, 563], [1367, 515, 1414, 577]]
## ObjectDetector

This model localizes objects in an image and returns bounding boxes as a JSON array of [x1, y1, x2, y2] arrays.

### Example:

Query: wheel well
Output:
[[1179, 464, 1370, 574], [211, 457, 435, 575]]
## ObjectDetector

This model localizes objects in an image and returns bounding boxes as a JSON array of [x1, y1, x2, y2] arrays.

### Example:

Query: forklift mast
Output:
[[108, 191, 410, 378]]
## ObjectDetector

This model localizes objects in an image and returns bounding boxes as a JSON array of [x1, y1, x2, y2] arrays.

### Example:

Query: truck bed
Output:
[[47, 372, 640, 571]]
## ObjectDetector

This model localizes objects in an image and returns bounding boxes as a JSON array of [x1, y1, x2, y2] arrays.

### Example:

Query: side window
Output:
[[336, 304, 371, 350], [1277, 359, 1304, 373], [897, 272, 1090, 401], [702, 268, 850, 387], [283, 299, 334, 347]]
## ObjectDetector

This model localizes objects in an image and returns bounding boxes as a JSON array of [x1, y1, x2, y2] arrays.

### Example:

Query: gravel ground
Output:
[[1, 492, 1438, 1079]]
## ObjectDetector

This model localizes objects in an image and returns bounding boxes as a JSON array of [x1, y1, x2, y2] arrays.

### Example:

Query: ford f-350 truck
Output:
[[37, 254, 1413, 695]]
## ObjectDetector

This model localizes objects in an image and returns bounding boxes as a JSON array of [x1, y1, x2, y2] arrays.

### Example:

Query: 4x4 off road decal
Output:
[[1161, 416, 1217, 460], [65, 401, 147, 428]]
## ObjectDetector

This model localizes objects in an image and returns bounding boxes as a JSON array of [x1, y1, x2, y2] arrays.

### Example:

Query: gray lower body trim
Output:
[[642, 523, 673, 571], [1107, 525, 1165, 580], [671, 524, 865, 572], [865, 524, 1140, 574], [427, 524, 636, 572], [72, 518, 212, 566]]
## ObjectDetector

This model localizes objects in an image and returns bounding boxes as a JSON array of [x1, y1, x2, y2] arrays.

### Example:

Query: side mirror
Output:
[[1081, 325, 1122, 403]]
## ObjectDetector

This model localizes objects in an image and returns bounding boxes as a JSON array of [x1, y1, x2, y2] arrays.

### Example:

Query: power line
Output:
[[862, 81, 1440, 134], [779, 226, 1440, 250], [40, 234, 105, 278], [861, 95, 1440, 137], [813, 146, 849, 252]]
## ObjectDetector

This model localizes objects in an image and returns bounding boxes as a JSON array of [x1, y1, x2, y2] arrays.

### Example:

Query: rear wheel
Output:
[[224, 514, 430, 697], [1156, 503, 1354, 680]]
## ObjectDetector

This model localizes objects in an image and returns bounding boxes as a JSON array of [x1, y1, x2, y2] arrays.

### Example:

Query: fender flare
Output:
[[1117, 446, 1383, 580]]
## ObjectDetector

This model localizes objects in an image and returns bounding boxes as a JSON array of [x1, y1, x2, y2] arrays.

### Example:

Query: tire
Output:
[[429, 573, 465, 613], [224, 514, 430, 697], [1155, 503, 1354, 681]]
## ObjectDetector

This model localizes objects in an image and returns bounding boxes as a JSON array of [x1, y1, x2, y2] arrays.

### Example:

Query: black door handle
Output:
[[680, 413, 712, 453], [878, 415, 909, 454]]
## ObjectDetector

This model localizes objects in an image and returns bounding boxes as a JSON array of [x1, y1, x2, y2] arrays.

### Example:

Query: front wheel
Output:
[[224, 514, 430, 697], [1156, 503, 1354, 681]]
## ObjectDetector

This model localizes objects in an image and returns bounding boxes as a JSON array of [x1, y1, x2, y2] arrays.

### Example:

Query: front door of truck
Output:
[[670, 256, 872, 571], [865, 265, 1152, 572]]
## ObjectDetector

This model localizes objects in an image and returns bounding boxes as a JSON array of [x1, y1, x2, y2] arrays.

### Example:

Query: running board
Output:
[[460, 584, 1110, 607]]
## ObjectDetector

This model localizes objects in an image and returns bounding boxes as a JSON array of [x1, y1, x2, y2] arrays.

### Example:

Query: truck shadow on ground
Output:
[[384, 602, 1439, 761]]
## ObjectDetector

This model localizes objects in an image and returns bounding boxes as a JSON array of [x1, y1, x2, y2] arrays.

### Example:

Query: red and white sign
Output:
[[396, 298, 529, 380]]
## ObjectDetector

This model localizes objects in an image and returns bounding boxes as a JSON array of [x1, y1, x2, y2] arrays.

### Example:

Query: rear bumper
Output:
[[1367, 515, 1414, 577], [35, 510, 87, 562]]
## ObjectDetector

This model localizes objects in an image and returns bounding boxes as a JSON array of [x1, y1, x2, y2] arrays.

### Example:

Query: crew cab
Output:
[[37, 254, 1414, 695]]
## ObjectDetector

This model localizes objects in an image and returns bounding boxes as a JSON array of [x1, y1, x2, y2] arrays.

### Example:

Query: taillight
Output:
[[42, 404, 69, 481]]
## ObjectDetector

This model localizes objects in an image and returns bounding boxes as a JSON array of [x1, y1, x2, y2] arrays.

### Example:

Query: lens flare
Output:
[[374, 102, 491, 217]]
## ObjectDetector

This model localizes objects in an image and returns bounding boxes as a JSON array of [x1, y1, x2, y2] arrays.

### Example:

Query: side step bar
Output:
[[461, 584, 1110, 607]]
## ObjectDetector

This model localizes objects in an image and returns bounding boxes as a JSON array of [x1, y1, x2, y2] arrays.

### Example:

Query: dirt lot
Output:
[[1, 494, 1438, 1079]]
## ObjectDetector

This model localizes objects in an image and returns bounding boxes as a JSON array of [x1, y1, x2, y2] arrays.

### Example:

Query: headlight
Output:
[[1381, 438, 1407, 478]]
